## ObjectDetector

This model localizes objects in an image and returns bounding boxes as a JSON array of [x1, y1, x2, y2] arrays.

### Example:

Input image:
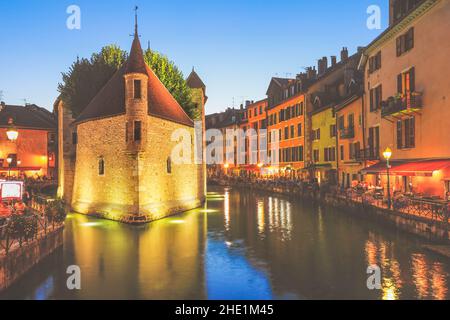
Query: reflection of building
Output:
[[360, 0, 450, 197], [0, 102, 57, 179], [58, 19, 206, 223]]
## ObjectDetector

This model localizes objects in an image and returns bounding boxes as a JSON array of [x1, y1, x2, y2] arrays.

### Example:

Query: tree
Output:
[[58, 45, 126, 118], [58, 45, 197, 119], [143, 49, 198, 119]]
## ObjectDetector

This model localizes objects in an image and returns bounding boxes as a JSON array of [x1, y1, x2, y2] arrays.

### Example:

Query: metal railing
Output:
[[381, 92, 423, 117]]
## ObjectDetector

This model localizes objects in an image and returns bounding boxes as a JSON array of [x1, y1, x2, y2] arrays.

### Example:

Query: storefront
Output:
[[361, 159, 450, 199]]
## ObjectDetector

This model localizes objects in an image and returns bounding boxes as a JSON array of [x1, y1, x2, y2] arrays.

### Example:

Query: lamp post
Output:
[[6, 157, 12, 179], [383, 147, 393, 210], [6, 118, 19, 141]]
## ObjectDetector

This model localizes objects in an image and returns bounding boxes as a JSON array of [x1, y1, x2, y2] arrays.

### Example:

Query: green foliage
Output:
[[6, 213, 38, 243], [58, 44, 198, 119], [143, 49, 198, 119], [58, 45, 126, 118], [45, 199, 67, 224]]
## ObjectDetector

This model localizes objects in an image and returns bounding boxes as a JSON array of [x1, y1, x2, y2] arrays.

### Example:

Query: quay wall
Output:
[[0, 227, 64, 293]]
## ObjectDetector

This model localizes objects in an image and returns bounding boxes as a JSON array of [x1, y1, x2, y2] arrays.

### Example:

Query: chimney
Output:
[[0, 101, 4, 112], [341, 47, 349, 61], [331, 56, 337, 67], [318, 57, 328, 75], [306, 67, 317, 79], [245, 100, 251, 107]]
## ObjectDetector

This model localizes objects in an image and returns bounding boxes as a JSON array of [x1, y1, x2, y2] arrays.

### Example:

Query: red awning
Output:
[[361, 159, 450, 177]]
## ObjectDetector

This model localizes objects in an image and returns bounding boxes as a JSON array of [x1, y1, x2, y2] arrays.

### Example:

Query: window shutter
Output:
[[409, 67, 415, 93], [396, 37, 402, 56], [397, 74, 403, 94], [397, 121, 403, 149], [370, 89, 374, 111]]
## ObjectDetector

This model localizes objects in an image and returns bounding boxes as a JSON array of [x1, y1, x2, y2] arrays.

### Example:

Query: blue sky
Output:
[[0, 0, 387, 114]]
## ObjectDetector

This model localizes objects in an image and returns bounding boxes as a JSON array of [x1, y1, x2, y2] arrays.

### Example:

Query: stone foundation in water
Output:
[[0, 226, 64, 293]]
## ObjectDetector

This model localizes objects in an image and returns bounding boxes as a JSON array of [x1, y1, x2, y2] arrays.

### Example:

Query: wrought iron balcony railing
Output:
[[381, 92, 423, 118], [355, 148, 380, 161]]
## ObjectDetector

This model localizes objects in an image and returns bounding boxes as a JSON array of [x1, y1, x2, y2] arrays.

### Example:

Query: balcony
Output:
[[339, 126, 355, 139], [381, 92, 423, 118], [355, 148, 380, 162]]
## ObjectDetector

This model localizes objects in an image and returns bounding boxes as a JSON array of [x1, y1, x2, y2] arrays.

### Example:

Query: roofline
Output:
[[362, 0, 438, 57], [334, 93, 362, 112], [245, 98, 268, 108]]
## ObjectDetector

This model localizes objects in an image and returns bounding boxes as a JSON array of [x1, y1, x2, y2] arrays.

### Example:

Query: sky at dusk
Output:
[[0, 0, 388, 115]]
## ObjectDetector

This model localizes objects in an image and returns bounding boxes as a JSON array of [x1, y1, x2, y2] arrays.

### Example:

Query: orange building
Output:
[[360, 0, 450, 198], [335, 95, 365, 188], [243, 99, 268, 173], [0, 102, 57, 179], [267, 89, 306, 176]]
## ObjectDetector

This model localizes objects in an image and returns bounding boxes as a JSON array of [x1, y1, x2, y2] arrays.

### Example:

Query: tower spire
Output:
[[134, 5, 139, 38]]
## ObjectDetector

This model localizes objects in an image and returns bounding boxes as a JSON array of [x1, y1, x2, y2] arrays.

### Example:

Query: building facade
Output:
[[360, 0, 450, 197], [0, 102, 57, 179]]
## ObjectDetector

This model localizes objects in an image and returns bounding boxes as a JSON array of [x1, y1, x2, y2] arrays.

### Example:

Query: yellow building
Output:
[[311, 106, 337, 184]]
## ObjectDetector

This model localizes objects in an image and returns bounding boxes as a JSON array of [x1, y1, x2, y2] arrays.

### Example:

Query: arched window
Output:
[[98, 157, 105, 176], [167, 156, 172, 174]]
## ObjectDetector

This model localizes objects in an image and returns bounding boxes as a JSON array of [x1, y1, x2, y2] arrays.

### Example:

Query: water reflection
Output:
[[2, 186, 450, 300]]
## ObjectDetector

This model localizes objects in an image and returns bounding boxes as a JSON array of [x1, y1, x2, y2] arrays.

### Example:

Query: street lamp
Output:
[[383, 147, 392, 210], [6, 118, 19, 141], [6, 157, 12, 178]]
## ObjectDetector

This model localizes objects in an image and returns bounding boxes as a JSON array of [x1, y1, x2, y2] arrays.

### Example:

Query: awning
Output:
[[361, 159, 450, 177]]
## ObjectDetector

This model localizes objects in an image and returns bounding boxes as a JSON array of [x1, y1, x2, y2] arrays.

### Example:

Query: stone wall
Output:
[[71, 115, 139, 221], [71, 114, 205, 224], [0, 227, 64, 292], [139, 116, 205, 221]]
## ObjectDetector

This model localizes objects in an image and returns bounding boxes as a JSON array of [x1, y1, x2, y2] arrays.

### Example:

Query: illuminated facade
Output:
[[61, 22, 206, 224], [360, 0, 450, 197], [0, 102, 57, 179]]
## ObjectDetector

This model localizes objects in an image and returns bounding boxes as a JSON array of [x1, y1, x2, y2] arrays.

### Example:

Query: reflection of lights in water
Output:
[[257, 200, 265, 235], [365, 237, 402, 300], [317, 206, 324, 236], [266, 197, 292, 241], [197, 208, 219, 213], [431, 264, 448, 300], [411, 253, 449, 300], [225, 241, 233, 247], [169, 219, 185, 224], [412, 254, 429, 299], [80, 222, 103, 227], [224, 191, 230, 231], [365, 240, 378, 266]]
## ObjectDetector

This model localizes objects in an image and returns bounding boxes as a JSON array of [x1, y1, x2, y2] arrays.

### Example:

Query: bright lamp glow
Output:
[[383, 147, 392, 160], [257, 163, 263, 168], [6, 157, 12, 164], [224, 163, 229, 169], [6, 128, 19, 141]]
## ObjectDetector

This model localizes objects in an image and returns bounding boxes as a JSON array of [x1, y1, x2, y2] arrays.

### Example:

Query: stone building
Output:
[[57, 22, 207, 224]]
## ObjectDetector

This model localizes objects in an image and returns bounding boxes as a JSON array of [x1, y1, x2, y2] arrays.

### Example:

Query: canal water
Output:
[[2, 185, 449, 300]]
